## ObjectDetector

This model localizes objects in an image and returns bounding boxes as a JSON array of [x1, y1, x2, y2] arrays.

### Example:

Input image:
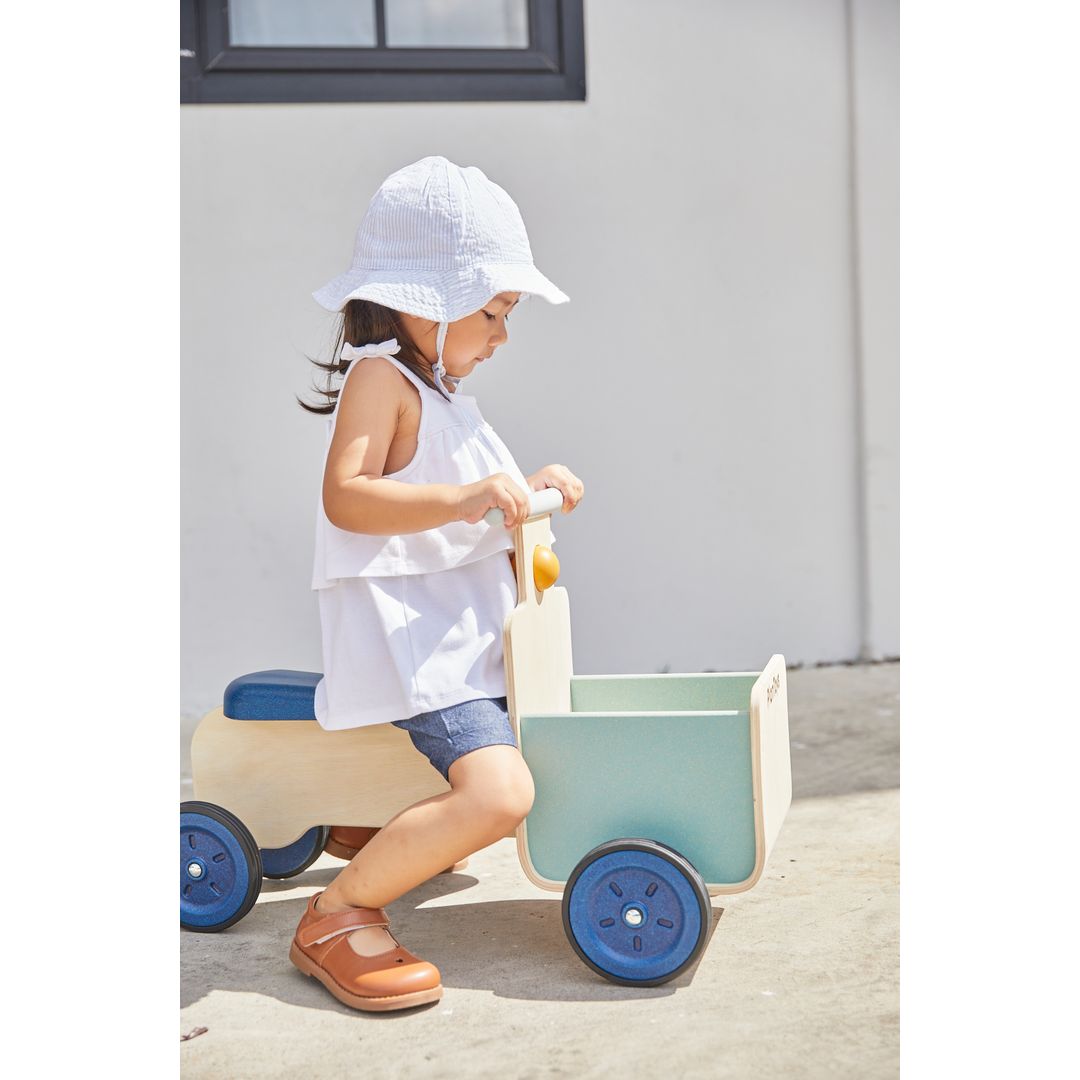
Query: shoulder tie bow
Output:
[[339, 338, 401, 363], [338, 336, 464, 398]]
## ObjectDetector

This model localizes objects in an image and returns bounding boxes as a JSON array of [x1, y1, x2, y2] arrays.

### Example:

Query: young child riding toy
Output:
[[293, 155, 583, 1012]]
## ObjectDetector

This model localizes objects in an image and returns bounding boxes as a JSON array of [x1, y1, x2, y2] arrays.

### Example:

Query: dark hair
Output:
[[297, 298, 443, 415]]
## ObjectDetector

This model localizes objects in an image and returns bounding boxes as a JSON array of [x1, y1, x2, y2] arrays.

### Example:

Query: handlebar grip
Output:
[[483, 486, 563, 527]]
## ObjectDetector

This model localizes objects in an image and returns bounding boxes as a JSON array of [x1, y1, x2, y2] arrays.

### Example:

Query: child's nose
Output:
[[491, 323, 509, 346]]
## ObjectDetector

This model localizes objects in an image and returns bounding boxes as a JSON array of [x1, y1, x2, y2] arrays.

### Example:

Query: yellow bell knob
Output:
[[532, 545, 560, 592]]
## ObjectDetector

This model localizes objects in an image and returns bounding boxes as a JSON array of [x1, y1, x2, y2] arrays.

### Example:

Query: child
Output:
[[291, 156, 584, 1012]]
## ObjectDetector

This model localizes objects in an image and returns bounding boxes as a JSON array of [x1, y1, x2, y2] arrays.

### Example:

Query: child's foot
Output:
[[314, 892, 398, 956], [291, 892, 442, 1012]]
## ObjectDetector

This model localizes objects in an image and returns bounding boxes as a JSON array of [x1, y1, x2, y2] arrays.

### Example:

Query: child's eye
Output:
[[483, 310, 510, 322]]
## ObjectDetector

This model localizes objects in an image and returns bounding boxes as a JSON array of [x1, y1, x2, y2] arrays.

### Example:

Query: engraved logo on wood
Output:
[[767, 672, 781, 705]]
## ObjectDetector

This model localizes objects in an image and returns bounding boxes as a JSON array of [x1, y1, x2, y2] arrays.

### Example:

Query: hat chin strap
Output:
[[432, 320, 464, 398]]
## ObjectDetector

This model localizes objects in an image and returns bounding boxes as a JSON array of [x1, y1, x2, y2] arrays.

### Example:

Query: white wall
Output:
[[180, 0, 899, 719]]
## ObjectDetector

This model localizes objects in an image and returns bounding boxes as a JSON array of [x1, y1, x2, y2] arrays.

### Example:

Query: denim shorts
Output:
[[391, 695, 516, 782]]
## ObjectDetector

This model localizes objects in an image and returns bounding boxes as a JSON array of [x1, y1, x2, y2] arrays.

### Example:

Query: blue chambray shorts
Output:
[[391, 695, 516, 782]]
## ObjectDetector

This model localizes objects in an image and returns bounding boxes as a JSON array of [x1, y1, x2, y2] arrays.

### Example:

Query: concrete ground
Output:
[[180, 662, 899, 1079]]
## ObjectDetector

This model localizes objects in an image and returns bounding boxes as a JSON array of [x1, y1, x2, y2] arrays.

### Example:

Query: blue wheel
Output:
[[180, 801, 263, 932], [260, 826, 331, 880], [562, 839, 711, 986]]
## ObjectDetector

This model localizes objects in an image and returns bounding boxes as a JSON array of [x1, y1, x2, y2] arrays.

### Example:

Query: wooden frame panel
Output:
[[750, 653, 792, 862], [191, 707, 449, 848]]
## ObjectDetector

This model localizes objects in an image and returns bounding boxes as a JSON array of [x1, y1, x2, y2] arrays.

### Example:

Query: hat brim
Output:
[[312, 262, 569, 320]]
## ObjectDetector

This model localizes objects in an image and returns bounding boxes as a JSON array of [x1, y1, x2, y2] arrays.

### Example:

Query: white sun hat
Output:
[[313, 155, 569, 396]]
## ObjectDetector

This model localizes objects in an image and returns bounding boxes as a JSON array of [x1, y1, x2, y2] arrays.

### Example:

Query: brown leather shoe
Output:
[[289, 893, 443, 1012], [326, 826, 468, 874]]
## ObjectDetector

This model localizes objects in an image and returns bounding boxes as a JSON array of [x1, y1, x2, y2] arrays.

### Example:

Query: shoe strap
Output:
[[297, 904, 391, 948]]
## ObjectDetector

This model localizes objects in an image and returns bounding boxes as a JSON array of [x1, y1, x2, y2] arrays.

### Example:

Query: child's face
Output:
[[402, 292, 521, 384]]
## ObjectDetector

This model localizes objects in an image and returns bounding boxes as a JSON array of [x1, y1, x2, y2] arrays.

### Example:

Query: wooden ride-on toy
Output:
[[180, 488, 792, 989]]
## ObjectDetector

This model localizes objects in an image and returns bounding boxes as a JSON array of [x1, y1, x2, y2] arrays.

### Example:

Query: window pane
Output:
[[229, 1, 377, 47], [385, 0, 528, 48]]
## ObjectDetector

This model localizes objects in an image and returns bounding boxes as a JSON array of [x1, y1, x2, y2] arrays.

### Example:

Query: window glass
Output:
[[229, 0, 378, 47], [385, 0, 528, 49]]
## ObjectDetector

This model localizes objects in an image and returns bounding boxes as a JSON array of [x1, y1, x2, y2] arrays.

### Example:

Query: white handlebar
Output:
[[483, 486, 563, 527]]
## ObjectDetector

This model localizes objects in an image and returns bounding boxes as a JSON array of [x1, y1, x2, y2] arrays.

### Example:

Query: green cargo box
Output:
[[502, 510, 791, 898], [515, 663, 791, 896]]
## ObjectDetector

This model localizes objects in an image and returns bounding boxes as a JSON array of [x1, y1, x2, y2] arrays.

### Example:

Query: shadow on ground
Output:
[[182, 864, 725, 1014]]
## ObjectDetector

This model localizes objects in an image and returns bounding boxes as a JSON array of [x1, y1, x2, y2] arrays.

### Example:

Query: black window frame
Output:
[[181, 0, 585, 104]]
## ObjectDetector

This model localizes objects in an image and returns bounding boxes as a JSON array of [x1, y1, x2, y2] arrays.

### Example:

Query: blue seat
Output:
[[223, 670, 322, 721]]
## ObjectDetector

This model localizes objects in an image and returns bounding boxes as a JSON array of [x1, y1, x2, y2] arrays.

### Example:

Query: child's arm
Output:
[[322, 358, 530, 536], [322, 359, 460, 535]]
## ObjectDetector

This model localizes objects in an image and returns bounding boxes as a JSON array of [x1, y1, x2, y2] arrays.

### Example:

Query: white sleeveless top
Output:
[[311, 339, 555, 730]]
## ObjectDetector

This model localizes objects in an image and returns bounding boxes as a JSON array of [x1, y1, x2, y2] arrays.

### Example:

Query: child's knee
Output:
[[479, 767, 535, 828], [452, 747, 535, 826], [497, 766, 535, 824]]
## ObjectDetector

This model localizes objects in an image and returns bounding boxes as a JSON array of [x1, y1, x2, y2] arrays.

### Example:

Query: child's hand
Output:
[[458, 473, 532, 530], [527, 465, 584, 514]]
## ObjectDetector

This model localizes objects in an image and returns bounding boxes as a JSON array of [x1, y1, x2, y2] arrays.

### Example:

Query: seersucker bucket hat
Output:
[[313, 155, 568, 396]]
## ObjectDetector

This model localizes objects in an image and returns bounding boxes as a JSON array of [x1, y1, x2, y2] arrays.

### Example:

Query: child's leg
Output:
[[316, 744, 534, 954]]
